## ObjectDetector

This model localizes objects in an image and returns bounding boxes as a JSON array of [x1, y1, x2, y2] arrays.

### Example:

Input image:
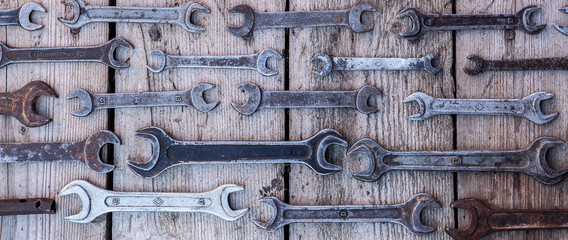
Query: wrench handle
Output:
[[489, 210, 568, 230], [165, 55, 257, 70], [484, 58, 568, 71], [3, 45, 105, 63], [429, 99, 526, 116], [103, 192, 213, 210], [332, 57, 425, 71], [281, 205, 402, 223], [255, 10, 348, 29], [0, 142, 84, 163], [422, 13, 519, 30], [83, 6, 180, 23], [0, 93, 16, 116], [91, 91, 191, 110], [0, 8, 20, 26], [261, 91, 357, 109], [0, 198, 55, 216]]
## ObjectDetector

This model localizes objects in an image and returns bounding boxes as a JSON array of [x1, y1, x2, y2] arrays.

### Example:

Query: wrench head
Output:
[[403, 92, 435, 121], [11, 81, 57, 127], [209, 184, 249, 221], [445, 198, 493, 240], [554, 8, 568, 36], [231, 83, 261, 115], [146, 50, 167, 73], [463, 55, 485, 76], [59, 180, 106, 223], [517, 5, 546, 34], [256, 49, 282, 76], [423, 54, 441, 75], [101, 38, 133, 69], [18, 2, 46, 31], [181, 2, 211, 33], [397, 8, 423, 40], [191, 83, 219, 113], [348, 2, 377, 33], [522, 92, 558, 125], [525, 137, 568, 184], [348, 138, 391, 182], [304, 129, 347, 175], [227, 5, 255, 39], [82, 130, 120, 173], [252, 197, 290, 231], [311, 53, 333, 77], [127, 127, 176, 178], [356, 85, 381, 114], [66, 89, 93, 117], [58, 0, 87, 29], [399, 193, 441, 235]]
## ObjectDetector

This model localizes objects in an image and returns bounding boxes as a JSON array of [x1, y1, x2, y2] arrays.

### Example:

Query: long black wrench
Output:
[[464, 55, 568, 75], [0, 198, 55, 216]]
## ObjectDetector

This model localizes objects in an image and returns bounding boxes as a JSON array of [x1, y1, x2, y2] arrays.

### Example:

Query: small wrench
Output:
[[231, 83, 381, 115], [0, 2, 45, 31], [347, 137, 568, 185], [404, 92, 558, 125], [227, 2, 376, 39], [398, 6, 545, 40], [554, 7, 568, 36], [58, 0, 209, 33], [312, 53, 440, 76], [0, 38, 133, 69], [464, 55, 568, 75], [0, 81, 57, 127], [67, 83, 218, 116], [59, 180, 247, 223], [447, 198, 568, 240], [126, 127, 347, 178], [147, 49, 282, 76], [253, 194, 440, 235], [0, 130, 119, 174], [0, 198, 55, 216]]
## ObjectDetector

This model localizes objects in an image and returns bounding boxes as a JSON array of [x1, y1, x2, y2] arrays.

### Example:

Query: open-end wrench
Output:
[[404, 92, 557, 125], [0, 198, 55, 216], [554, 7, 568, 36], [253, 194, 440, 235], [126, 127, 347, 178], [464, 55, 568, 75], [59, 180, 247, 223], [0, 2, 45, 31], [67, 83, 218, 117], [227, 2, 376, 39], [58, 0, 209, 33], [0, 130, 119, 174], [147, 49, 282, 76], [0, 81, 57, 127], [447, 198, 568, 240], [398, 6, 545, 40], [347, 137, 568, 185], [231, 83, 381, 115], [312, 53, 440, 76]]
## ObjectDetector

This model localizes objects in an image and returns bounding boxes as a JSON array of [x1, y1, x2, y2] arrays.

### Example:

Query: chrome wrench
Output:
[[312, 53, 440, 76], [0, 2, 45, 31]]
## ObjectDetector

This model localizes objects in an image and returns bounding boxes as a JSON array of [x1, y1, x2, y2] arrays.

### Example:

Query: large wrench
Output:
[[464, 55, 568, 76], [59, 180, 247, 223], [147, 49, 282, 76], [253, 194, 440, 235], [67, 83, 218, 117], [0, 198, 55, 216], [231, 83, 381, 115], [0, 2, 45, 31], [126, 127, 347, 178], [227, 2, 376, 39], [404, 92, 558, 125], [347, 137, 568, 185], [312, 53, 440, 76], [58, 0, 209, 33], [398, 6, 545, 40], [0, 81, 56, 127]]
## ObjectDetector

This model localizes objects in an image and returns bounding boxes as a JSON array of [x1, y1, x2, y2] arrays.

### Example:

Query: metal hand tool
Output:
[[347, 137, 568, 185], [312, 53, 440, 76], [398, 6, 545, 40], [0, 81, 56, 127], [127, 127, 347, 178], [0, 38, 133, 69], [253, 194, 440, 235], [59, 180, 247, 223], [464, 55, 568, 75], [404, 92, 557, 125], [0, 2, 45, 31], [447, 198, 568, 240], [58, 0, 209, 33], [227, 2, 376, 39], [0, 198, 55, 216], [0, 130, 119, 173], [231, 83, 381, 115], [554, 7, 568, 36], [67, 83, 218, 117], [147, 49, 282, 76]]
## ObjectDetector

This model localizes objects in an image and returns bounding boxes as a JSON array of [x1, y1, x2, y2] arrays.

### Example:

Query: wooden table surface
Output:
[[0, 0, 567, 239]]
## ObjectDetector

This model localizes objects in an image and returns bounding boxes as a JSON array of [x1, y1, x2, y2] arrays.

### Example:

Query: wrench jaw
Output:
[[83, 130, 120, 173], [208, 185, 248, 221], [463, 55, 485, 76], [522, 92, 558, 125], [554, 8, 568, 36], [348, 2, 377, 33], [397, 8, 423, 40], [227, 5, 255, 40], [12, 81, 57, 127], [101, 38, 133, 69], [399, 194, 440, 235], [304, 129, 346, 175], [356, 86, 381, 114], [311, 53, 333, 77], [518, 6, 546, 34], [231, 83, 261, 115], [66, 89, 93, 117], [525, 137, 568, 185], [146, 50, 167, 73], [18, 2, 46, 31], [445, 199, 493, 240], [180, 2, 210, 33], [256, 49, 282, 77], [348, 138, 391, 182], [423, 54, 441, 75], [253, 197, 289, 231], [59, 180, 107, 224], [58, 0, 87, 29], [127, 127, 176, 178], [191, 83, 219, 113], [403, 92, 434, 121]]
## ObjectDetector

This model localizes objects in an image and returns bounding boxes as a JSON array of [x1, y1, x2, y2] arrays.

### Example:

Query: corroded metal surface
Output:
[[0, 198, 55, 216], [0, 81, 56, 127], [312, 53, 440, 76], [464, 55, 568, 75]]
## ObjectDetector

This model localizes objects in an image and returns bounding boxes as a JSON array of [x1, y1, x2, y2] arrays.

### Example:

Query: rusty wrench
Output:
[[126, 127, 347, 178], [0, 2, 45, 31], [312, 53, 440, 76], [227, 2, 376, 39], [231, 83, 381, 115], [0, 198, 55, 216], [0, 81, 56, 127], [398, 6, 545, 40], [464, 55, 568, 75]]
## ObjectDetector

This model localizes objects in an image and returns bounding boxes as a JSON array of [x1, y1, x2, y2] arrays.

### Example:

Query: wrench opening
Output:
[[256, 49, 282, 76], [102, 38, 133, 69], [525, 137, 568, 184], [348, 2, 377, 32], [355, 85, 381, 114], [82, 130, 120, 173], [11, 81, 58, 127], [231, 83, 261, 115], [423, 54, 441, 75], [126, 127, 176, 178], [146, 50, 167, 73], [304, 129, 347, 175], [311, 53, 333, 76], [67, 89, 93, 117], [445, 199, 492, 240], [523, 92, 558, 125], [252, 197, 288, 231], [403, 92, 433, 121], [463, 55, 484, 76], [58, 0, 83, 27], [191, 83, 219, 113], [182, 2, 210, 32], [400, 193, 441, 235], [518, 5, 546, 34], [227, 5, 255, 39], [397, 8, 422, 40], [554, 8, 568, 36], [347, 138, 391, 182], [18, 2, 46, 31]]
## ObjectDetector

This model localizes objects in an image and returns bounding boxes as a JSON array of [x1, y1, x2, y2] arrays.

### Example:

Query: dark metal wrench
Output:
[[447, 198, 568, 240], [0, 81, 57, 127], [312, 53, 440, 76], [464, 55, 568, 75], [0, 198, 55, 216], [231, 83, 381, 115], [227, 2, 376, 39], [398, 6, 545, 40], [126, 127, 347, 178], [0, 2, 45, 31], [348, 137, 568, 185], [253, 194, 440, 235]]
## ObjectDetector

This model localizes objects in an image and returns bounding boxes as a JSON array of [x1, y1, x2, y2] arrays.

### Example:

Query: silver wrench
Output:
[[147, 49, 282, 76], [554, 7, 568, 36], [59, 180, 248, 223], [67, 83, 218, 116], [231, 83, 381, 115], [0, 2, 45, 31], [58, 0, 209, 33], [404, 92, 557, 125], [312, 53, 440, 76]]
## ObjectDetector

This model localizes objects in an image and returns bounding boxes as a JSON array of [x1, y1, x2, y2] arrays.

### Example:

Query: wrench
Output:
[[58, 0, 209, 33], [347, 137, 568, 185], [464, 55, 568, 75], [0, 38, 132, 69], [312, 53, 440, 76], [67, 83, 218, 117], [253, 194, 440, 235], [398, 6, 545, 40], [126, 127, 347, 178], [227, 2, 376, 39], [59, 180, 247, 223], [447, 198, 568, 240], [0, 198, 55, 216], [0, 2, 45, 31], [147, 49, 282, 76], [231, 83, 381, 115], [0, 130, 119, 174], [554, 7, 568, 36], [0, 81, 57, 127], [404, 92, 557, 125]]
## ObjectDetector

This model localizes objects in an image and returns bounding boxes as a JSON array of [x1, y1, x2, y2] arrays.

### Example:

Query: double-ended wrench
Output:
[[0, 198, 55, 216], [0, 81, 56, 127], [312, 53, 440, 76], [464, 55, 568, 75], [0, 2, 45, 31]]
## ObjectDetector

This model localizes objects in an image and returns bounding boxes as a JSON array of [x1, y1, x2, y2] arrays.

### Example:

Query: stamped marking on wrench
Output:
[[554, 7, 568, 36], [312, 53, 440, 76], [0, 2, 46, 31], [58, 0, 209, 32], [0, 198, 55, 216], [404, 92, 558, 125], [227, 2, 376, 39], [126, 127, 347, 178], [231, 83, 380, 115], [0, 81, 57, 127], [464, 55, 568, 75], [147, 49, 282, 76], [59, 180, 247, 223]]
